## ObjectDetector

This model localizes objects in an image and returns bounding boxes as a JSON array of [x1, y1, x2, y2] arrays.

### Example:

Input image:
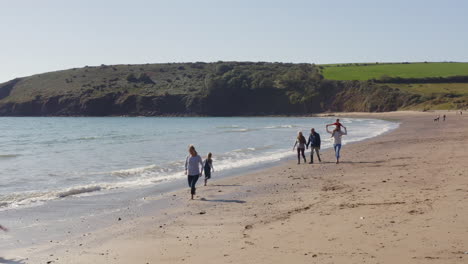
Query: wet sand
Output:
[[3, 111, 467, 264]]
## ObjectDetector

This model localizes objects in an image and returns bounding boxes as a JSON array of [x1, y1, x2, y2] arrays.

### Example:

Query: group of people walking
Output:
[[293, 119, 348, 165], [185, 118, 349, 200]]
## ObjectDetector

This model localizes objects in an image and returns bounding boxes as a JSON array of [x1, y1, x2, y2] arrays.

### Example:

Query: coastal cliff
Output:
[[0, 62, 422, 116]]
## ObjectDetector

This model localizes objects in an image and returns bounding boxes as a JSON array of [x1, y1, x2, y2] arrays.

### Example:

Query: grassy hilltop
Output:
[[0, 61, 466, 116], [321, 62, 468, 80], [320, 62, 468, 110]]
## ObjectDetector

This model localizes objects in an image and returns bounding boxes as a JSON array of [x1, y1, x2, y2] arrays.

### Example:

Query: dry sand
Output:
[[4, 111, 468, 264]]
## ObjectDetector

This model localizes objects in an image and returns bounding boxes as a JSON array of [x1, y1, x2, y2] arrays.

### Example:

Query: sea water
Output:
[[0, 117, 398, 211]]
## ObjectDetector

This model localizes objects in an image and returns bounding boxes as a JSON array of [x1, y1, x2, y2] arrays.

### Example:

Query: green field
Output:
[[321, 62, 468, 80], [319, 62, 468, 110], [386, 83, 468, 96], [379, 83, 468, 110]]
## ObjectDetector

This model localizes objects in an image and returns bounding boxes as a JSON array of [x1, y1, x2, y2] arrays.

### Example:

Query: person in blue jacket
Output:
[[306, 128, 321, 164]]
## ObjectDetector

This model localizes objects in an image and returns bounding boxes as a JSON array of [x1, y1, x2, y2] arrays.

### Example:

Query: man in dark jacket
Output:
[[306, 128, 321, 163]]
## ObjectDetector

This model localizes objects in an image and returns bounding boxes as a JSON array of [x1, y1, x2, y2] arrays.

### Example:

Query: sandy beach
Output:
[[3, 111, 467, 264]]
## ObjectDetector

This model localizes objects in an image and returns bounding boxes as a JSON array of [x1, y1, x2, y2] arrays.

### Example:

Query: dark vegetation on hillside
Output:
[[0, 61, 442, 116]]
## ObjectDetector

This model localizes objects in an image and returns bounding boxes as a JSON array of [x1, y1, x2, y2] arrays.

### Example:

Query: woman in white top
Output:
[[185, 145, 204, 200], [326, 126, 347, 164]]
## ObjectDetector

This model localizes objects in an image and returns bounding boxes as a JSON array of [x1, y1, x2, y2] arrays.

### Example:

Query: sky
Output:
[[0, 0, 467, 82]]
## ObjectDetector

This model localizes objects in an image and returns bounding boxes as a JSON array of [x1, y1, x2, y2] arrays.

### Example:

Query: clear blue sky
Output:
[[1, 0, 467, 82]]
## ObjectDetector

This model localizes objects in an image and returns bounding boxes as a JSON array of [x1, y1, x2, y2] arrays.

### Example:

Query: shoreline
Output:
[[2, 111, 467, 264], [0, 115, 396, 213]]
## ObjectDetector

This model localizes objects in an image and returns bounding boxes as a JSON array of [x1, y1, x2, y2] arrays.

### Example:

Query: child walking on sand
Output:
[[185, 145, 204, 200], [203, 153, 214, 186], [293, 131, 307, 164]]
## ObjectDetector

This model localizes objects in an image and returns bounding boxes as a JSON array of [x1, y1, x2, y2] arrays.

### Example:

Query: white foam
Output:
[[225, 128, 252, 132], [111, 164, 158, 177], [0, 184, 109, 211], [57, 186, 102, 198], [264, 125, 295, 129]]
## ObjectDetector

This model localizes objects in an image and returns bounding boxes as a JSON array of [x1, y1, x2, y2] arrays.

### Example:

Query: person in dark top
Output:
[[203, 152, 214, 186], [293, 131, 307, 164], [443, 114, 446, 121], [306, 128, 321, 163]]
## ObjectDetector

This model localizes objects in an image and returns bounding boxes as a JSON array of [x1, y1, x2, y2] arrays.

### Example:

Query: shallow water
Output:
[[0, 117, 398, 211]]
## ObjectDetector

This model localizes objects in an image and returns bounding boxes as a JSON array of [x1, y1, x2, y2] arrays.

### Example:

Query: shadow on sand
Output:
[[338, 160, 386, 164], [0, 257, 27, 264], [311, 160, 385, 164], [210, 184, 242, 187], [200, 198, 246, 204]]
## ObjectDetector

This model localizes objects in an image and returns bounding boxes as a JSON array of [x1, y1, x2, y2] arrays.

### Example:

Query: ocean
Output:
[[0, 117, 398, 211]]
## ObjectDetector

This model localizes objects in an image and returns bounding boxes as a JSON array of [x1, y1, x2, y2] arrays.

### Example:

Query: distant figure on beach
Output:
[[327, 126, 347, 164], [203, 152, 214, 186], [434, 116, 440, 122], [293, 131, 307, 164], [0, 225, 7, 232], [326, 118, 347, 130], [306, 128, 321, 163], [443, 114, 446, 121], [185, 145, 204, 200]]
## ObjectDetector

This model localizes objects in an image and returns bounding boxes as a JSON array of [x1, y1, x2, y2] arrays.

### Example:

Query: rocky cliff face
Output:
[[0, 93, 190, 116]]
